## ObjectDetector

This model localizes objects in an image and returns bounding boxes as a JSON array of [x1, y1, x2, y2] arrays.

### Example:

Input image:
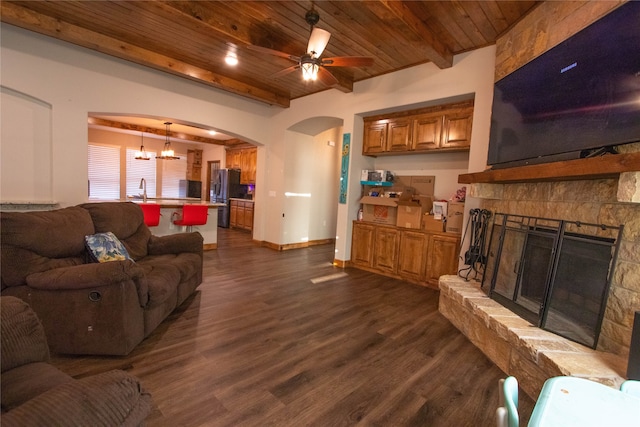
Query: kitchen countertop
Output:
[[229, 198, 254, 203], [125, 198, 225, 208]]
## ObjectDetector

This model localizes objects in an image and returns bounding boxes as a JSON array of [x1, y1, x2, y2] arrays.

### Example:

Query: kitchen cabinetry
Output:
[[186, 149, 203, 181], [351, 221, 460, 289], [226, 147, 257, 184], [229, 199, 254, 231], [362, 100, 473, 156]]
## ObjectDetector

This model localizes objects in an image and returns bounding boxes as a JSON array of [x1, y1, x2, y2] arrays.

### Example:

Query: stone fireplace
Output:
[[484, 213, 623, 349], [438, 170, 640, 399]]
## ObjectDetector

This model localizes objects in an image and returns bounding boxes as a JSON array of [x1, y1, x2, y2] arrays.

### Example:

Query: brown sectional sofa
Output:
[[0, 202, 203, 356], [1, 296, 153, 425]]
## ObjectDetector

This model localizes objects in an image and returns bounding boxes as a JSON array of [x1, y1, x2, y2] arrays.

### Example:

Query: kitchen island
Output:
[[130, 199, 225, 250]]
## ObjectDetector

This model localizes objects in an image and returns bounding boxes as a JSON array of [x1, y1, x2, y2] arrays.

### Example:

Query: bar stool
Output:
[[139, 203, 161, 227], [173, 204, 208, 232]]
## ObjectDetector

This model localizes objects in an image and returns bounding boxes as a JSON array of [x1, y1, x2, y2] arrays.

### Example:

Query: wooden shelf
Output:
[[458, 152, 640, 184]]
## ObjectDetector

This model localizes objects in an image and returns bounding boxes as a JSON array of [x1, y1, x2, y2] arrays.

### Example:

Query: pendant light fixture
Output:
[[156, 122, 180, 160], [134, 132, 150, 160]]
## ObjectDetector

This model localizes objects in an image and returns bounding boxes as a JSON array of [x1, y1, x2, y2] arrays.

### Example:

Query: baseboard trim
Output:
[[203, 243, 217, 251]]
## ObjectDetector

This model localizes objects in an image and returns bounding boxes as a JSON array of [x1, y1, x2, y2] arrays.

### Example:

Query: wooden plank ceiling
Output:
[[2, 1, 539, 109]]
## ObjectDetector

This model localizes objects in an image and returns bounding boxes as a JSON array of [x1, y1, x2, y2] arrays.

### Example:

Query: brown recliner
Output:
[[0, 296, 153, 426]]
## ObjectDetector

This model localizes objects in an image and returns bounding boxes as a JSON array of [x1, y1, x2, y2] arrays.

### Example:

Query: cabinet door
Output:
[[398, 231, 428, 281], [239, 150, 257, 184], [374, 226, 400, 274], [363, 121, 388, 155], [413, 113, 443, 150], [425, 234, 461, 286], [226, 150, 241, 169], [387, 118, 413, 152], [351, 222, 375, 267], [230, 201, 238, 227], [244, 203, 254, 231], [441, 108, 473, 149]]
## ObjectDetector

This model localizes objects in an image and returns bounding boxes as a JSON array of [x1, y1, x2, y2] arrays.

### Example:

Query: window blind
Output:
[[161, 155, 187, 197], [88, 144, 120, 199]]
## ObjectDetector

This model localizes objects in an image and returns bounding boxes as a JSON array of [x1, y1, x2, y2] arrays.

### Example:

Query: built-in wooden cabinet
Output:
[[373, 226, 400, 274], [229, 199, 254, 231], [351, 221, 461, 289], [226, 147, 257, 184], [362, 100, 474, 156], [397, 230, 429, 282], [425, 233, 461, 285], [351, 222, 375, 267]]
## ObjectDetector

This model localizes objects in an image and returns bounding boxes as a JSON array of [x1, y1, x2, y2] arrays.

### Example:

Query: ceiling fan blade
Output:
[[307, 27, 331, 57], [246, 44, 299, 63], [316, 67, 339, 86], [270, 65, 300, 79], [322, 56, 375, 67]]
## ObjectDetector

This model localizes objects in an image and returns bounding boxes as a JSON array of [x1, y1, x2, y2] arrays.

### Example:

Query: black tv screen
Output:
[[488, 2, 640, 168]]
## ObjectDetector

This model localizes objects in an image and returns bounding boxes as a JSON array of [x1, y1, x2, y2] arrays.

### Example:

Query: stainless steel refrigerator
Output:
[[211, 168, 242, 227]]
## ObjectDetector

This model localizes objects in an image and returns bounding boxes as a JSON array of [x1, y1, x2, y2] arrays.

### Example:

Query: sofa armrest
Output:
[[148, 232, 203, 256], [0, 370, 153, 427], [26, 260, 141, 291], [25, 261, 149, 307], [0, 297, 50, 372]]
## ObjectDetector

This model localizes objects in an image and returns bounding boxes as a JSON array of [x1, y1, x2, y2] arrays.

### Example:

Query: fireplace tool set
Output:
[[458, 208, 492, 281]]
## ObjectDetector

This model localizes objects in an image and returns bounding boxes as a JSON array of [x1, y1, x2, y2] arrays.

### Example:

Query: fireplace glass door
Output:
[[483, 213, 622, 349]]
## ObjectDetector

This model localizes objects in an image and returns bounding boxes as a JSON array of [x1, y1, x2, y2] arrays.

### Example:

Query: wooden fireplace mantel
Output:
[[458, 152, 640, 184]]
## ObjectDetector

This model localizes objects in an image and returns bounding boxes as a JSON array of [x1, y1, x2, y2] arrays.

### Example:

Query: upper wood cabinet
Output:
[[363, 121, 388, 154], [226, 147, 257, 185], [363, 100, 474, 156]]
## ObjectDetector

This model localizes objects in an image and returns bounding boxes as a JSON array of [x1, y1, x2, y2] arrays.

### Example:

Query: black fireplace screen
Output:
[[482, 213, 623, 349]]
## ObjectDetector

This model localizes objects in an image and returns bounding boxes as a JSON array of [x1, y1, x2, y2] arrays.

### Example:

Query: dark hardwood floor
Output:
[[51, 227, 534, 426]]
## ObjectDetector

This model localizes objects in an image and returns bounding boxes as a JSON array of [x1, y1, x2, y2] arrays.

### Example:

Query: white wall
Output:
[[2, 24, 497, 260]]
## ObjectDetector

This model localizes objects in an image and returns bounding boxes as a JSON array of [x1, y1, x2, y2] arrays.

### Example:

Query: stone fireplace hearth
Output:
[[439, 169, 640, 399]]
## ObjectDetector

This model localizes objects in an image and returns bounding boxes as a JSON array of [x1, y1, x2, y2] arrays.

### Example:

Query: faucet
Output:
[[139, 178, 147, 202]]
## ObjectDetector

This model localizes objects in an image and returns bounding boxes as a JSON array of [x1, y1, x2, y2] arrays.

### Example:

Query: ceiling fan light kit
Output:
[[247, 9, 374, 85]]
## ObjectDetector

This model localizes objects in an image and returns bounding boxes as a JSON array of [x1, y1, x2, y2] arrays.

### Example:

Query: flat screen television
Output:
[[487, 2, 640, 169]]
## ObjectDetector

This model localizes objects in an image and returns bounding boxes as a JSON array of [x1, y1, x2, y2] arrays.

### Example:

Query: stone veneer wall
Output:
[[470, 179, 640, 359], [482, 0, 640, 360]]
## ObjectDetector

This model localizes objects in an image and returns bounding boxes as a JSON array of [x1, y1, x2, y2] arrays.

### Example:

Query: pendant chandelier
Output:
[[156, 122, 180, 160], [134, 132, 150, 160]]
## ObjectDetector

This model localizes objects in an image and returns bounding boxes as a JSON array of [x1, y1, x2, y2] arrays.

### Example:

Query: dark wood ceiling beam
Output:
[[1, 2, 291, 107], [372, 1, 454, 69], [87, 117, 229, 146]]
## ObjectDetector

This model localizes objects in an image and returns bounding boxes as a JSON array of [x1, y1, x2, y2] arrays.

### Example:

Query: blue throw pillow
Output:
[[85, 232, 133, 263]]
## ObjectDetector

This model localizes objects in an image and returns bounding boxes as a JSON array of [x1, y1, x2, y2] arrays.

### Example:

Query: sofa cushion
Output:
[[85, 232, 134, 263], [0, 207, 94, 287], [1, 362, 73, 412], [138, 253, 201, 283], [0, 370, 153, 426], [1, 297, 50, 372], [135, 261, 181, 306], [80, 202, 151, 260]]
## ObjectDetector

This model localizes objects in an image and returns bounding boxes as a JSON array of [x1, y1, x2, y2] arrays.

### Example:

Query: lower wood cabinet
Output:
[[229, 199, 254, 231], [351, 221, 460, 289], [373, 226, 400, 274]]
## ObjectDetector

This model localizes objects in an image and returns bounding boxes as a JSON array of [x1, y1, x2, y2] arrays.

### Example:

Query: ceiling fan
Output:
[[247, 9, 374, 86]]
